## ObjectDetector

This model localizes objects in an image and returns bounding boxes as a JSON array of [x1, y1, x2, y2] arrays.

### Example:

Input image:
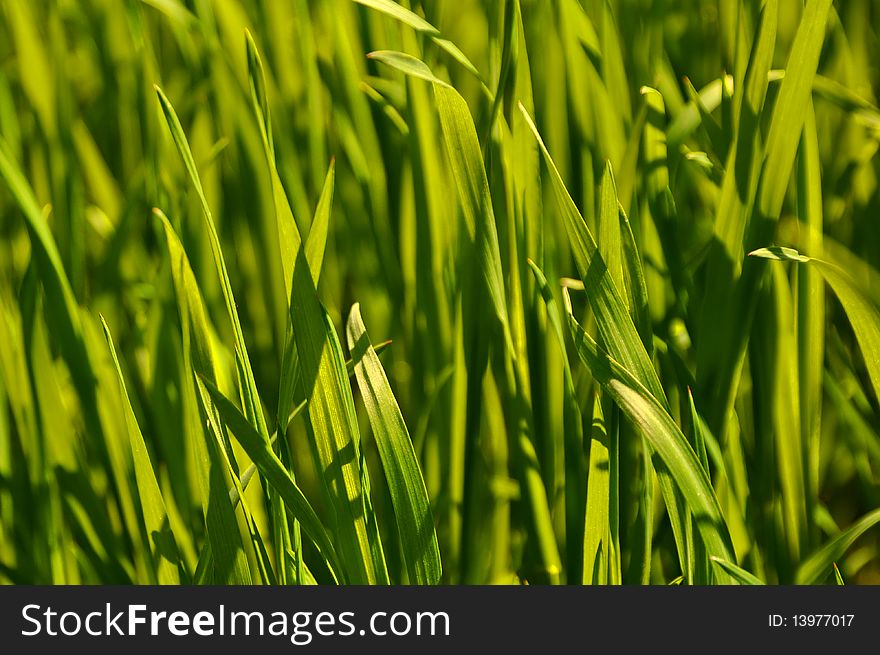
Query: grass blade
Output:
[[346, 303, 441, 585]]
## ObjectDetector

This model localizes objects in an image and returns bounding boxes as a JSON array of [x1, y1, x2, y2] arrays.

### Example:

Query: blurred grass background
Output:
[[1, 0, 880, 584]]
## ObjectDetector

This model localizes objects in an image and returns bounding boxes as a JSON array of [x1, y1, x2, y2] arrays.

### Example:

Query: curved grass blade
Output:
[[355, 0, 482, 80], [519, 105, 664, 404], [750, 246, 880, 406], [796, 509, 880, 584]]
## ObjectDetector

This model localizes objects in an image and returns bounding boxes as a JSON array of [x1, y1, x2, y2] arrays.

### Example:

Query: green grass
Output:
[[1, 0, 880, 585]]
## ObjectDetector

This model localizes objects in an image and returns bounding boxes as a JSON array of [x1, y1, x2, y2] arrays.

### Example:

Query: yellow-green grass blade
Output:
[[796, 509, 880, 584], [687, 389, 711, 585], [694, 0, 776, 434], [796, 103, 824, 546], [101, 317, 182, 585], [527, 261, 587, 585], [275, 158, 335, 583], [710, 557, 764, 585], [603, 160, 689, 580], [756, 0, 834, 226], [752, 265, 805, 567], [583, 394, 612, 585], [194, 377, 275, 585], [305, 160, 336, 287], [346, 303, 441, 585]]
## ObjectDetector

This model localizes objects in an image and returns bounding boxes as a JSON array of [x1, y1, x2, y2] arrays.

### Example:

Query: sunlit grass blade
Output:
[[155, 209, 258, 584], [563, 293, 736, 581], [347, 303, 441, 584], [710, 556, 764, 585], [519, 105, 664, 404], [355, 0, 483, 80]]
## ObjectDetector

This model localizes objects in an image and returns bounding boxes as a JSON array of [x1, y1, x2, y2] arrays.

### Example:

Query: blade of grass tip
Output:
[[244, 31, 300, 298], [369, 51, 514, 355], [562, 295, 736, 578], [687, 389, 710, 584], [353, 0, 439, 36], [274, 156, 335, 583], [833, 563, 845, 586], [101, 317, 182, 585], [346, 303, 441, 585], [355, 0, 485, 84], [288, 155, 335, 582], [796, 509, 880, 584], [154, 85, 269, 440], [305, 159, 335, 284], [709, 556, 764, 585], [199, 376, 344, 582]]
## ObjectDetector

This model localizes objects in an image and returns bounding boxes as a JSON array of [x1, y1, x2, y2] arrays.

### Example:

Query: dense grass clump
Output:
[[1, 0, 880, 585]]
